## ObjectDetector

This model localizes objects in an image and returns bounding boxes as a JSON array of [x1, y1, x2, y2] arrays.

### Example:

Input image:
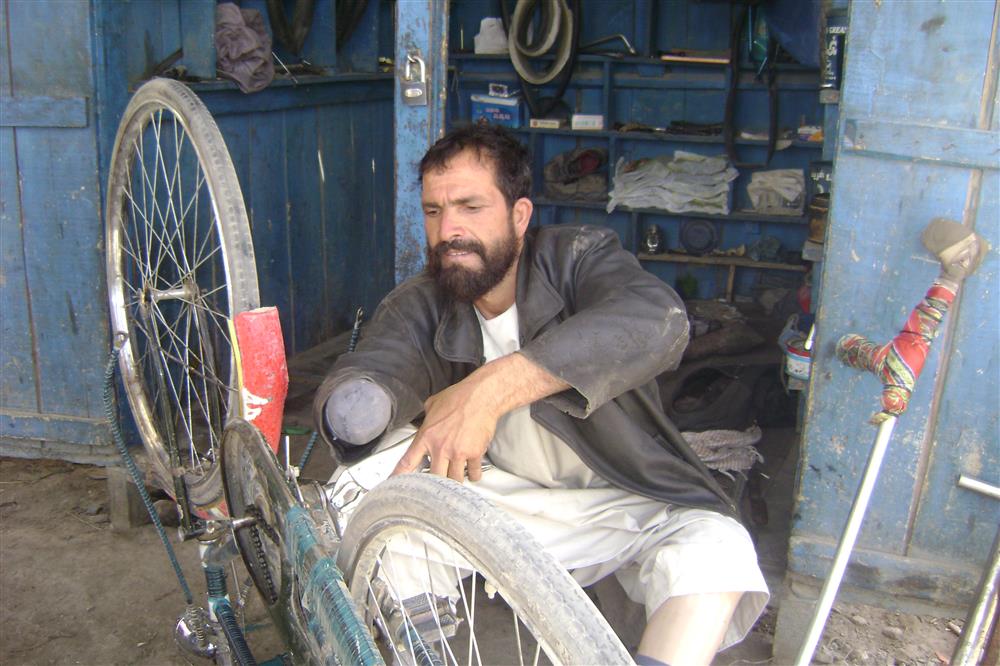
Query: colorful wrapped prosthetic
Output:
[[836, 281, 956, 424]]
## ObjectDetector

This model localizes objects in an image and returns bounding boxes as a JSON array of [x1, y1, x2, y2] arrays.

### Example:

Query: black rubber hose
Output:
[[104, 341, 194, 605], [216, 598, 258, 666], [500, 0, 580, 119], [205, 565, 258, 666]]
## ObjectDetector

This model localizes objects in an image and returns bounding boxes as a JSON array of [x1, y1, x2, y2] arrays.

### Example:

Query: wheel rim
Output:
[[107, 94, 245, 507], [349, 520, 559, 666]]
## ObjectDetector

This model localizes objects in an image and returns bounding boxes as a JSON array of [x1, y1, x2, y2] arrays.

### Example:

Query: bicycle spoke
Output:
[[449, 556, 482, 666], [419, 539, 461, 665], [378, 547, 422, 663], [361, 568, 403, 664]]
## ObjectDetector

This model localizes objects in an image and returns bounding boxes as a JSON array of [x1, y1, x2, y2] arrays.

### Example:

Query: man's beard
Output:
[[426, 222, 519, 303]]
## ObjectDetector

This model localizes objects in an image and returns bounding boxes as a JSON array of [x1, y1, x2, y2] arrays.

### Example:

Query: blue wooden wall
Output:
[[792, 1, 999, 609], [1, 0, 394, 459]]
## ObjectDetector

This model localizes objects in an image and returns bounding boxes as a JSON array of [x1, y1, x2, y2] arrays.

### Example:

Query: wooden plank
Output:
[[6, 0, 91, 97], [843, 118, 1000, 171], [246, 112, 294, 347], [0, 410, 111, 446], [285, 106, 325, 354], [179, 0, 216, 80], [395, 0, 449, 283], [318, 103, 354, 337], [335, 99, 396, 325], [638, 252, 807, 271], [0, 4, 11, 96], [906, 167, 1000, 561], [16, 126, 108, 419], [788, 536, 981, 609], [339, 0, 378, 72], [841, 2, 995, 127], [197, 77, 392, 115], [0, 96, 89, 128], [0, 128, 37, 412], [363, 99, 397, 313]]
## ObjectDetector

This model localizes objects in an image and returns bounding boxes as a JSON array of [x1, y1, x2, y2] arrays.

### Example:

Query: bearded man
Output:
[[314, 124, 767, 664]]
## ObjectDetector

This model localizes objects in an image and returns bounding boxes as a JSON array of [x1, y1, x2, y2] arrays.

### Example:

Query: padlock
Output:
[[401, 53, 428, 107]]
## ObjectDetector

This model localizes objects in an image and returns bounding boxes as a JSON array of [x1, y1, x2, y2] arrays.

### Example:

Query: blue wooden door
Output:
[[0, 0, 114, 463], [393, 0, 449, 282], [792, 1, 999, 609]]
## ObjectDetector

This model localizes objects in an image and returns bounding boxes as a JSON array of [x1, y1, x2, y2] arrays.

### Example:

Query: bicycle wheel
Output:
[[338, 474, 633, 665], [106, 78, 259, 510]]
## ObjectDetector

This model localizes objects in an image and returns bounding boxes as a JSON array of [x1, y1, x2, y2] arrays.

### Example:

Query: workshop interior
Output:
[[0, 0, 997, 664]]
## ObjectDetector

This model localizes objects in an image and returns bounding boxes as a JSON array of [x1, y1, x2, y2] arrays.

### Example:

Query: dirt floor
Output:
[[0, 455, 967, 666]]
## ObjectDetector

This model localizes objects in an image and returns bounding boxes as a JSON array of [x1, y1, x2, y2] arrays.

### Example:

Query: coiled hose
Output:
[[501, 0, 581, 118], [206, 565, 258, 666], [103, 339, 193, 605]]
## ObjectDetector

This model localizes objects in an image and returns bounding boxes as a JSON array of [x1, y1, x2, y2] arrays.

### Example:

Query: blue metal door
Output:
[[791, 1, 999, 610]]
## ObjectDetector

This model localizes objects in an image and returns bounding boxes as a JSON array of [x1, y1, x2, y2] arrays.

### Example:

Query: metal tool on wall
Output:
[[951, 475, 999, 666], [795, 218, 989, 666]]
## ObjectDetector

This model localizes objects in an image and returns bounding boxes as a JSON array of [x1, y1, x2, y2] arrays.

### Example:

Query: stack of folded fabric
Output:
[[607, 151, 738, 215]]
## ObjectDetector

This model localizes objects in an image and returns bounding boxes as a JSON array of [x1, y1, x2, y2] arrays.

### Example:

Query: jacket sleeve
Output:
[[518, 226, 689, 418], [311, 292, 434, 442]]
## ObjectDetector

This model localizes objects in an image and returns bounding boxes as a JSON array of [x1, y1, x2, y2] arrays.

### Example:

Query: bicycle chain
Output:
[[243, 504, 280, 604]]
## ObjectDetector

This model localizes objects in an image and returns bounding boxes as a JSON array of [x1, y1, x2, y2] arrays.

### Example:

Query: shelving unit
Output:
[[639, 252, 807, 301], [447, 3, 826, 300]]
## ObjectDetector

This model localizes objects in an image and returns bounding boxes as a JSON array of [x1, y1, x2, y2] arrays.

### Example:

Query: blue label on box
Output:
[[470, 94, 523, 128]]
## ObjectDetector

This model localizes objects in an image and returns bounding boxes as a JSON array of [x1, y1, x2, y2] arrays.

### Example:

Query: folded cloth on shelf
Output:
[[746, 169, 805, 215], [607, 151, 738, 215]]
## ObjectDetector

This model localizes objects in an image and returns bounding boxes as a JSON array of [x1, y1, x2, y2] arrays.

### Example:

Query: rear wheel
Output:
[[338, 474, 633, 665], [105, 78, 259, 510]]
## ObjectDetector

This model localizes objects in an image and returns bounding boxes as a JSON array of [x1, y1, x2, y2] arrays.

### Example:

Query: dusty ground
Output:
[[0, 456, 967, 665]]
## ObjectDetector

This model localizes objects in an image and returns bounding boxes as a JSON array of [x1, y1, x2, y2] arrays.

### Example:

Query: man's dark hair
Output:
[[419, 124, 532, 208]]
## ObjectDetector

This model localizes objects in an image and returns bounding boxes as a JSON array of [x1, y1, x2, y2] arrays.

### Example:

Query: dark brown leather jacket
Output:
[[314, 225, 736, 516]]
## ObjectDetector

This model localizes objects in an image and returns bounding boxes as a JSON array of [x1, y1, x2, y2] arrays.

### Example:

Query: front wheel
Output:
[[338, 474, 633, 665], [105, 78, 260, 510]]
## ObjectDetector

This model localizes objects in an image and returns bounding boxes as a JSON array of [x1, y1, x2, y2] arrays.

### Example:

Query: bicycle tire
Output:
[[106, 78, 260, 510], [338, 474, 633, 665]]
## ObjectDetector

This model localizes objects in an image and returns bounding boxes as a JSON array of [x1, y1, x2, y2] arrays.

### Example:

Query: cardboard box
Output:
[[471, 94, 523, 128], [571, 114, 604, 131]]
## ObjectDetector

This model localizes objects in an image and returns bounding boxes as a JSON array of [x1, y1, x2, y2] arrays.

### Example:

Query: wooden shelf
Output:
[[533, 197, 809, 225], [637, 252, 807, 301], [514, 126, 820, 149], [638, 252, 806, 271]]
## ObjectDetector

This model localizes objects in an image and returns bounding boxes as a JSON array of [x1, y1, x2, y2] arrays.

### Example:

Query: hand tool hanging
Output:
[[500, 0, 581, 119], [724, 2, 778, 168], [795, 217, 989, 666]]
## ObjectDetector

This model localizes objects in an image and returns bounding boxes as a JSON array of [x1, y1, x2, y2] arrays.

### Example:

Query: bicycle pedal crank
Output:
[[381, 588, 461, 648]]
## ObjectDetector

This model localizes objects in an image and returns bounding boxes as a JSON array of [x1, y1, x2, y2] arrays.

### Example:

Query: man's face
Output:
[[422, 150, 523, 302]]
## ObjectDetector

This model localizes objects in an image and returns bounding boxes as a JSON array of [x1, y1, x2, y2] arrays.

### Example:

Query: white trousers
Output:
[[329, 427, 769, 651]]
